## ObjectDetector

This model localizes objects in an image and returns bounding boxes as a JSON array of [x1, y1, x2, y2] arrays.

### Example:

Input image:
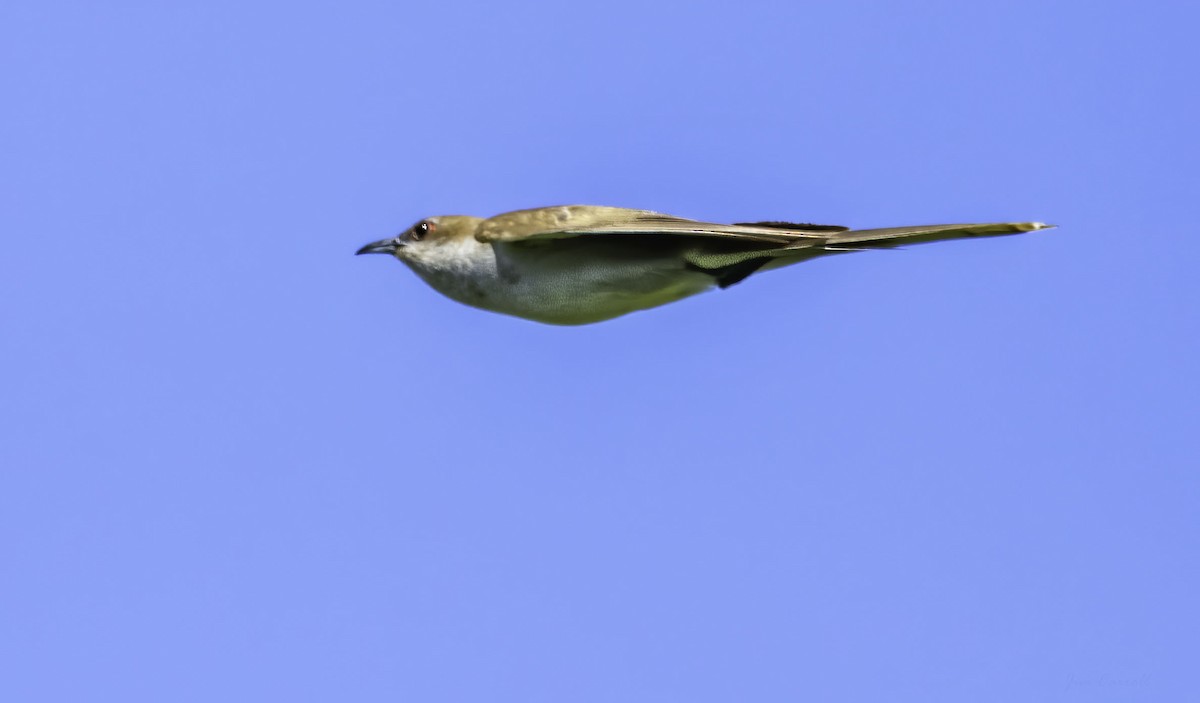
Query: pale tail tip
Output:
[[1024, 222, 1056, 231]]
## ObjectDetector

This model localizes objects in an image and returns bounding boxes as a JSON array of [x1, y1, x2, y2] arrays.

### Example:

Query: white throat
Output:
[[399, 237, 502, 305]]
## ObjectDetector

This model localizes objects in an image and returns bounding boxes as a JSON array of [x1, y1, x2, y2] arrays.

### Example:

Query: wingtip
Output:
[[1023, 222, 1057, 231]]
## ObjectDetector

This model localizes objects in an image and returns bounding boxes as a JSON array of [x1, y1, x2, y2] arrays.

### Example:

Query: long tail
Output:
[[822, 221, 1054, 250], [690, 221, 1054, 288]]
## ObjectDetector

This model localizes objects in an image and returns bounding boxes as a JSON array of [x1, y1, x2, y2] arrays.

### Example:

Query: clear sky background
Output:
[[2, 1, 1197, 700]]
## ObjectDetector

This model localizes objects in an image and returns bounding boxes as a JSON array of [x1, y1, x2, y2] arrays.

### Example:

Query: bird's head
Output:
[[355, 215, 484, 267]]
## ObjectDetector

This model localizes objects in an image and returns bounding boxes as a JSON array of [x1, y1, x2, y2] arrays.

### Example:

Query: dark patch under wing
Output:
[[686, 256, 774, 289]]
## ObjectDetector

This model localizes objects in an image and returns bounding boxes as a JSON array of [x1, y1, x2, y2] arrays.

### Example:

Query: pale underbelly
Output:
[[447, 242, 717, 325], [496, 271, 714, 324]]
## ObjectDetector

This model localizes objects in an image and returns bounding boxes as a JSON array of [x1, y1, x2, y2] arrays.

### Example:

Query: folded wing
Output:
[[475, 205, 836, 246], [474, 206, 1054, 290]]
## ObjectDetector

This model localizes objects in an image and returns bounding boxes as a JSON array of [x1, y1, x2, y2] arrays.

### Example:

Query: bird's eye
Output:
[[411, 221, 431, 240]]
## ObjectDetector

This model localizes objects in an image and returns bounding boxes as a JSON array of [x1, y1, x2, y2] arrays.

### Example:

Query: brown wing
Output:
[[474, 205, 835, 246]]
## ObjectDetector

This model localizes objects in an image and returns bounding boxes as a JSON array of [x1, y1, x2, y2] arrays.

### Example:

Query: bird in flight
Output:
[[356, 205, 1052, 325]]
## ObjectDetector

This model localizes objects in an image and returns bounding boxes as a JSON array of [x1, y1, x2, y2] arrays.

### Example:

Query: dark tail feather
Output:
[[826, 222, 1054, 249], [734, 221, 849, 233]]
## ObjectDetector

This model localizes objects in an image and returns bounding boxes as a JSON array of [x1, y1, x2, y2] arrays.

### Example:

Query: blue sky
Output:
[[2, 0, 1197, 700]]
